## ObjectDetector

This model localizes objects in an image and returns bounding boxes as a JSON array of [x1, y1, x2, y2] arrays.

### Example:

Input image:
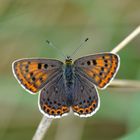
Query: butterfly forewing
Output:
[[39, 73, 70, 118], [74, 53, 120, 89], [12, 59, 63, 94], [72, 73, 100, 117]]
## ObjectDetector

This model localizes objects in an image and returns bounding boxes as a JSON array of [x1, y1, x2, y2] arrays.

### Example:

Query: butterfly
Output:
[[12, 52, 120, 118]]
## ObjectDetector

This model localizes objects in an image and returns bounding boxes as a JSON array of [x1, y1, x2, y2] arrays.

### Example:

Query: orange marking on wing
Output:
[[42, 104, 69, 116], [35, 80, 41, 87], [101, 73, 106, 78], [99, 82, 104, 88], [95, 76, 100, 82], [33, 73, 48, 88], [15, 63, 38, 93], [42, 75, 47, 80], [96, 60, 104, 66], [21, 65, 38, 73], [27, 70, 44, 81], [28, 64, 38, 71], [26, 73, 31, 79], [22, 62, 28, 65], [83, 69, 93, 77], [72, 100, 97, 114], [34, 71, 46, 79], [105, 56, 110, 59], [98, 56, 118, 88], [104, 68, 108, 73], [91, 68, 100, 74]]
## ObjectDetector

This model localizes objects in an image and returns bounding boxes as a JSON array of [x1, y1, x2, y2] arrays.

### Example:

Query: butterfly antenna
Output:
[[70, 38, 89, 58], [46, 40, 66, 59]]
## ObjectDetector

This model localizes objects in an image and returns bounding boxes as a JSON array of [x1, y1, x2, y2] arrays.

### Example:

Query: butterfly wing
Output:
[[39, 73, 70, 118], [72, 73, 100, 117], [74, 53, 120, 89], [12, 58, 63, 94]]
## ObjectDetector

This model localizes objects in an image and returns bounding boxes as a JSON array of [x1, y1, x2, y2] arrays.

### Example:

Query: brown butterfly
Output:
[[12, 40, 120, 118]]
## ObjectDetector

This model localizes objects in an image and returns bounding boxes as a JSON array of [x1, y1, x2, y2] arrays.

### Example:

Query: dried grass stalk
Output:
[[32, 25, 140, 140]]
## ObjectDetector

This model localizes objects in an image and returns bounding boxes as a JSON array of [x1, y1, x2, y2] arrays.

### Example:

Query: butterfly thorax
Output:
[[64, 57, 74, 106]]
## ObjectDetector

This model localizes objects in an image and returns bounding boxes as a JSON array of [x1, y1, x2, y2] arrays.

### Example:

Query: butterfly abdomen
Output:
[[64, 63, 74, 106]]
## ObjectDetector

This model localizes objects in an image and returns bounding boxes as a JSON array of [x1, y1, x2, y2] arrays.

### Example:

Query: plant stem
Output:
[[111, 26, 140, 53], [32, 116, 53, 140], [32, 25, 140, 140], [109, 79, 140, 89]]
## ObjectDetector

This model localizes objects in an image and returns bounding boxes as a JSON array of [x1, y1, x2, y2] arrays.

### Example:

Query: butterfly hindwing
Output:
[[74, 53, 120, 89], [39, 73, 70, 118], [12, 58, 63, 94], [72, 73, 100, 117]]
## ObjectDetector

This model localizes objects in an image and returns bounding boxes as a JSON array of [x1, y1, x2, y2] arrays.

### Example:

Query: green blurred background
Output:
[[0, 0, 140, 140]]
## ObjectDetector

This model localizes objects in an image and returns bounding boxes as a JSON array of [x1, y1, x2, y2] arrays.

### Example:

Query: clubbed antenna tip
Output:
[[46, 40, 50, 44], [70, 37, 89, 58], [85, 38, 89, 42], [45, 39, 66, 58]]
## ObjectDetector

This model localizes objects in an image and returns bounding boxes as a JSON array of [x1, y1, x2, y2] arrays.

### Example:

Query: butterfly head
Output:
[[65, 56, 72, 64]]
